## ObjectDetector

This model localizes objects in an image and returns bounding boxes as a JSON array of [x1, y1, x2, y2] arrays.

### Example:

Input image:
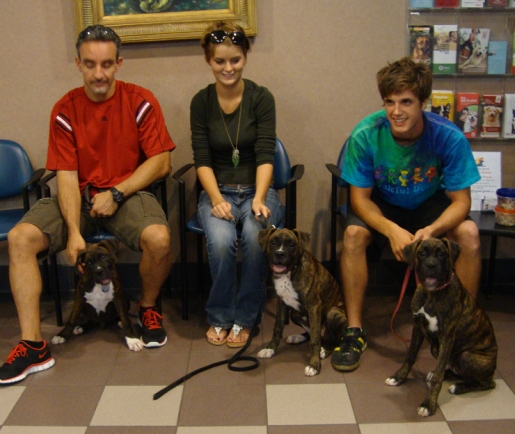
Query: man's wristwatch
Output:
[[110, 187, 125, 204]]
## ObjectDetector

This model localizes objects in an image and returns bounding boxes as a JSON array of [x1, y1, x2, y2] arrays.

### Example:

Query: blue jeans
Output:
[[198, 185, 282, 329]]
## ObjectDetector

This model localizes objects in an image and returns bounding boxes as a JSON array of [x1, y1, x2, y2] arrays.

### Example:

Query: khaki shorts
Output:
[[18, 191, 170, 256]]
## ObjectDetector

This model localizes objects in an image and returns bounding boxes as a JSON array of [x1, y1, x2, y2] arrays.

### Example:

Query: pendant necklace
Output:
[[219, 97, 243, 168]]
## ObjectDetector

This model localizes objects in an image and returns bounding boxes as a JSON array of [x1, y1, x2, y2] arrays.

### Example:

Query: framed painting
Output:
[[74, 0, 257, 43]]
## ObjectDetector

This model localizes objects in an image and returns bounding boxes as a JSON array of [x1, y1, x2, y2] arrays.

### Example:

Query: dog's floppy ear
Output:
[[442, 238, 461, 265], [258, 228, 276, 251], [97, 240, 120, 261], [402, 240, 422, 270], [293, 230, 311, 251], [75, 250, 88, 274]]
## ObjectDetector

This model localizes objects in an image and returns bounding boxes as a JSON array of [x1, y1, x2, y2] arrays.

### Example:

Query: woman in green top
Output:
[[191, 21, 281, 347]]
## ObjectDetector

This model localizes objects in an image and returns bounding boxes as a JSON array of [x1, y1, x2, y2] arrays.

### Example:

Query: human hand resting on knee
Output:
[[212, 198, 234, 221], [90, 190, 119, 218]]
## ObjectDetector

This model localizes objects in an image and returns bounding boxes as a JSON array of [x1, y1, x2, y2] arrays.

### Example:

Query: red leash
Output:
[[390, 266, 419, 342]]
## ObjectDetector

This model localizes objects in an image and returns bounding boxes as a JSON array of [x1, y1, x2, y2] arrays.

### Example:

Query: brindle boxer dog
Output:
[[385, 238, 497, 417], [52, 240, 144, 351], [257, 228, 347, 376]]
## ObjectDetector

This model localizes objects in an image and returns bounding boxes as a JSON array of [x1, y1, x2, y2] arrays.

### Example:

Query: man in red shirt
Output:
[[1, 25, 175, 384]]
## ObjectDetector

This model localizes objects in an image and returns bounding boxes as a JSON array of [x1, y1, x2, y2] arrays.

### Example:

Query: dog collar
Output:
[[434, 272, 455, 291]]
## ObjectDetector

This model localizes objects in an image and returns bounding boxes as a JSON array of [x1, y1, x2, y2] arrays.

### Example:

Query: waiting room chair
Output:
[[39, 170, 172, 326], [326, 139, 383, 279], [173, 138, 305, 320], [0, 139, 46, 290]]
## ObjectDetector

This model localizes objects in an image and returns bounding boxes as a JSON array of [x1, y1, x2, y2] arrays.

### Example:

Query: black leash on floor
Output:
[[153, 215, 275, 401]]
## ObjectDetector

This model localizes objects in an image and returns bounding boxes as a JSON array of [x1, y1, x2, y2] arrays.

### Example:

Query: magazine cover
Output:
[[409, 26, 433, 66], [411, 0, 434, 6], [461, 0, 485, 7], [436, 0, 459, 5], [431, 90, 455, 122], [471, 151, 502, 211], [433, 25, 458, 74], [458, 28, 490, 73], [480, 94, 504, 137], [456, 93, 479, 138], [488, 41, 508, 74], [512, 32, 515, 73], [502, 94, 515, 138], [424, 95, 433, 113]]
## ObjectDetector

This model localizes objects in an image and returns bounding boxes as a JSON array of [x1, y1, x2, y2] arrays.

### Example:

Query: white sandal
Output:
[[206, 326, 228, 346]]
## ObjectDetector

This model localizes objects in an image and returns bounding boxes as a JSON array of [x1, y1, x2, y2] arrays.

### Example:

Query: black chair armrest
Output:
[[38, 171, 57, 199], [21, 167, 46, 212], [172, 164, 195, 184], [150, 167, 171, 218], [326, 163, 342, 179], [284, 164, 305, 229], [287, 164, 305, 185]]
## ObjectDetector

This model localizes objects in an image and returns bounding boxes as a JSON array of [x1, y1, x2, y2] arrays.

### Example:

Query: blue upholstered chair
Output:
[[173, 138, 304, 320], [0, 139, 46, 287], [326, 139, 350, 277]]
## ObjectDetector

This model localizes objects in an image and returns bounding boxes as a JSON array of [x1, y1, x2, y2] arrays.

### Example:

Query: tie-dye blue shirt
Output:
[[341, 110, 480, 210]]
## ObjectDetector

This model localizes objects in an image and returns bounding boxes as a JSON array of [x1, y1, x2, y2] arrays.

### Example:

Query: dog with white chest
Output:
[[257, 228, 347, 376], [385, 238, 497, 417], [52, 240, 144, 351]]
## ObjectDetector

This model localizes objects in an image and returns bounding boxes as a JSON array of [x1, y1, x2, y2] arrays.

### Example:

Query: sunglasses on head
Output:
[[208, 30, 246, 46], [79, 27, 117, 39]]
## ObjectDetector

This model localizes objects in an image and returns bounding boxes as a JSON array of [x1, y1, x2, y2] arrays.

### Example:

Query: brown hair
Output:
[[201, 21, 250, 62], [376, 57, 432, 103]]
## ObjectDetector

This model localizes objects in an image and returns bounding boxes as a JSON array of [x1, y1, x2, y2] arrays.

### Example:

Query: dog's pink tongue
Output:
[[425, 277, 437, 287], [271, 265, 287, 274], [101, 279, 111, 285]]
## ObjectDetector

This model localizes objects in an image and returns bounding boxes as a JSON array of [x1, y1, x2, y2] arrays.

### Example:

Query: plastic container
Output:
[[496, 188, 515, 211], [494, 206, 515, 226]]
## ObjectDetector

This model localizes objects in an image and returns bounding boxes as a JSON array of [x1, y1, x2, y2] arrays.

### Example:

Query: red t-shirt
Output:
[[46, 81, 175, 195]]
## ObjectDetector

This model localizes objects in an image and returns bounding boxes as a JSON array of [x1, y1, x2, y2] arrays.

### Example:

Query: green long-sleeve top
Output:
[[190, 79, 276, 185]]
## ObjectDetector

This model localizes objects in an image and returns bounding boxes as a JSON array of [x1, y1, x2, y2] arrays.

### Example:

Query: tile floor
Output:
[[0, 293, 514, 433]]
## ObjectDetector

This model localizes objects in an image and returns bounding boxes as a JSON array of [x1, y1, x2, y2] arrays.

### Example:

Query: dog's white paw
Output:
[[417, 406, 430, 417], [385, 377, 400, 386], [51, 335, 66, 345], [320, 347, 327, 359], [304, 365, 319, 377], [126, 337, 144, 352], [448, 384, 457, 394], [73, 326, 83, 335], [426, 371, 434, 385], [257, 348, 275, 358], [286, 334, 308, 345]]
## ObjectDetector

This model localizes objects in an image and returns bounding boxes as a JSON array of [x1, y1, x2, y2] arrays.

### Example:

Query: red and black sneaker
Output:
[[0, 340, 55, 384], [137, 302, 167, 348]]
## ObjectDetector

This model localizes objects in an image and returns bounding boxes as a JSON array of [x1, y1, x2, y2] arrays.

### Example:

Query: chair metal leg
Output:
[[197, 233, 204, 297], [486, 235, 498, 299], [42, 258, 51, 295], [179, 241, 189, 320], [50, 254, 63, 327]]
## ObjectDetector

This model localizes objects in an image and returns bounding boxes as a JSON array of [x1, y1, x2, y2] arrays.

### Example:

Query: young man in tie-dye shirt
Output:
[[331, 57, 480, 373]]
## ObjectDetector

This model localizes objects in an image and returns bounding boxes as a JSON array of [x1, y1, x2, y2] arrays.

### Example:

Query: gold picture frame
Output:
[[74, 0, 257, 43]]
